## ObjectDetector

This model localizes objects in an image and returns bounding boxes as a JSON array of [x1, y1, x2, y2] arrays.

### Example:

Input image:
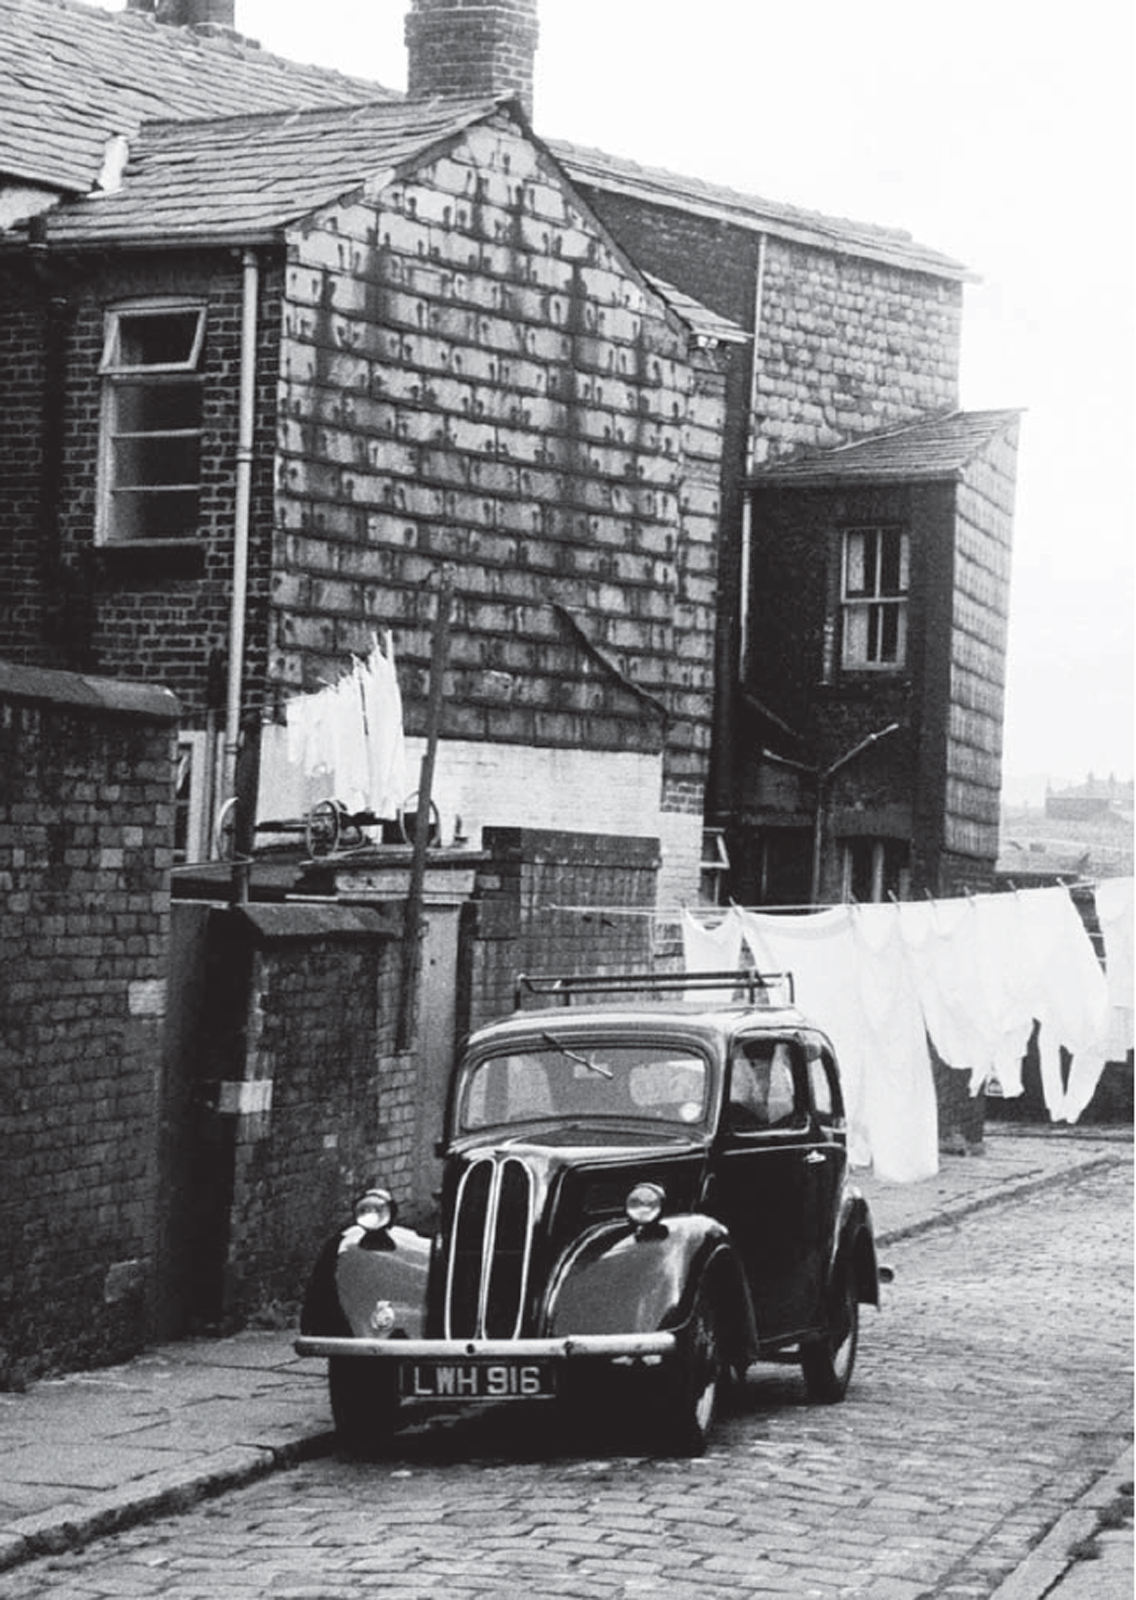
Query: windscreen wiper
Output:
[[539, 1032, 614, 1078]]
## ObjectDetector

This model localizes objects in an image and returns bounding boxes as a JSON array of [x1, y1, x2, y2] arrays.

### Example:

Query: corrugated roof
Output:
[[750, 410, 1022, 486], [38, 97, 506, 244], [551, 139, 973, 283], [0, 0, 389, 195]]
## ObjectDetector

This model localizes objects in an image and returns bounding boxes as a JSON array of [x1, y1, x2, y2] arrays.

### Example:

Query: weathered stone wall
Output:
[[943, 423, 1019, 866], [754, 243, 962, 459], [272, 120, 726, 816], [0, 663, 178, 1384], [569, 187, 964, 456]]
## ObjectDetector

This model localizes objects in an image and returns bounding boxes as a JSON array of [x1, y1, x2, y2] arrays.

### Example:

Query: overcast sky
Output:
[[97, 0, 1136, 803]]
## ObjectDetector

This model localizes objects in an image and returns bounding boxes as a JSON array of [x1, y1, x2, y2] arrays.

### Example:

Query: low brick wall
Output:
[[0, 662, 179, 1384], [461, 827, 661, 1033]]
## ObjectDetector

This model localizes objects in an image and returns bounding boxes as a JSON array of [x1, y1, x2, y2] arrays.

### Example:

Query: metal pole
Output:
[[396, 567, 454, 1053]]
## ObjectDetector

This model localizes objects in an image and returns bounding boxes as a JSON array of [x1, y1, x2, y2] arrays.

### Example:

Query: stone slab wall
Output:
[[272, 119, 726, 813], [0, 663, 178, 1384], [943, 423, 1019, 866]]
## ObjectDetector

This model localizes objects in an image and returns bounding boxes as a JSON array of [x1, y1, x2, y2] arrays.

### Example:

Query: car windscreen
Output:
[[459, 1040, 710, 1132]]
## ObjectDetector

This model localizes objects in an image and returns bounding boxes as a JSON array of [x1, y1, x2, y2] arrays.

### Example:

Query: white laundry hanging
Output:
[[735, 906, 884, 1175], [1094, 877, 1134, 1062], [684, 882, 1115, 1178], [680, 907, 744, 1002], [257, 636, 407, 828]]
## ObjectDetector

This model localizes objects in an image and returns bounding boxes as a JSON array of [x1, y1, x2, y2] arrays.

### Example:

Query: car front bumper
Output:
[[294, 1331, 676, 1361]]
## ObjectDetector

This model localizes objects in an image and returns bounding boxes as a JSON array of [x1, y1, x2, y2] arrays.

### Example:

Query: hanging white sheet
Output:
[[1094, 876, 1134, 1063], [257, 636, 407, 826], [689, 883, 1114, 1180], [680, 908, 744, 1003]]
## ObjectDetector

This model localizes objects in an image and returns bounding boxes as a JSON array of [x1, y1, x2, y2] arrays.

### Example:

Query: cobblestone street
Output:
[[0, 1158, 1129, 1600]]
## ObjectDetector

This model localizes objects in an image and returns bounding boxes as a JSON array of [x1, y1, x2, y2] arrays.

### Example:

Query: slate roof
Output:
[[0, 0, 389, 195], [644, 275, 750, 346], [3, 0, 969, 284], [551, 140, 973, 283], [749, 410, 1022, 486], [37, 97, 507, 245]]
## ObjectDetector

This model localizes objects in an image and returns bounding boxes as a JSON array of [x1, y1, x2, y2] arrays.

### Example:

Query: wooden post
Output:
[[396, 567, 454, 1053]]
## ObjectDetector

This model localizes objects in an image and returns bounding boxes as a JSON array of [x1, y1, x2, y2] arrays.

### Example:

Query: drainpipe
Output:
[[810, 722, 901, 904], [737, 233, 767, 679], [220, 248, 259, 857]]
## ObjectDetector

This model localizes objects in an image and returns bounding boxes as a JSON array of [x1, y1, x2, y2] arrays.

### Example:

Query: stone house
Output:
[[2, 0, 1019, 910], [546, 152, 1020, 905], [0, 0, 1023, 1368], [1, 0, 742, 906]]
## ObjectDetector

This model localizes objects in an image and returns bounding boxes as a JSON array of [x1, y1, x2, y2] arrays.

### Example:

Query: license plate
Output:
[[400, 1361, 554, 1401]]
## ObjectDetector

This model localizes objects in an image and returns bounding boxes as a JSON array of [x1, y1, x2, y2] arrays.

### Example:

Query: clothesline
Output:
[[542, 880, 1102, 920]]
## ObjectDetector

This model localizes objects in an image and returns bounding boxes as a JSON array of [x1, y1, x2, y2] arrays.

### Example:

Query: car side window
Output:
[[727, 1040, 807, 1133], [807, 1050, 844, 1129]]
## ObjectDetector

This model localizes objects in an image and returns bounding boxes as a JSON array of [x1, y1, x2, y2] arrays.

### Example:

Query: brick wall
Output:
[[206, 905, 405, 1325], [405, 0, 539, 115], [0, 662, 178, 1384], [166, 828, 661, 1327], [460, 827, 659, 1033], [0, 250, 281, 724]]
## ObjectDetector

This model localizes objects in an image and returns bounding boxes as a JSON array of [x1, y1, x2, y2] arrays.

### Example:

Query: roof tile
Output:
[[750, 410, 1022, 484]]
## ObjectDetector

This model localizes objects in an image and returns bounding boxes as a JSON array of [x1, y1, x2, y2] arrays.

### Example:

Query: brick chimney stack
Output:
[[153, 0, 236, 26], [405, 0, 539, 120]]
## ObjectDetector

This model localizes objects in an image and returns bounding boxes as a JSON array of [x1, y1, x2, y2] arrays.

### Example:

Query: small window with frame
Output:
[[841, 525, 909, 669], [97, 302, 206, 545]]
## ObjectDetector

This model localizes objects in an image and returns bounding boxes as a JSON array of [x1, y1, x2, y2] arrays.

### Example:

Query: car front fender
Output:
[[542, 1213, 745, 1342], [299, 1223, 432, 1340]]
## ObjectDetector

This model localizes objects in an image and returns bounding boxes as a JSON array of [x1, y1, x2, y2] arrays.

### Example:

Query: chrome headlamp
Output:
[[625, 1181, 665, 1230], [354, 1188, 395, 1232]]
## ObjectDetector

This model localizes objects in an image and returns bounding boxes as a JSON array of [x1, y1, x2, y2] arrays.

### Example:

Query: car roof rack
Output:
[[513, 969, 795, 1009]]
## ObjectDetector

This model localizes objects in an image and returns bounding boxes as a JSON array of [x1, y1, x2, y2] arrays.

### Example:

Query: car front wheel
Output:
[[800, 1270, 859, 1403], [328, 1357, 398, 1455], [662, 1286, 723, 1456]]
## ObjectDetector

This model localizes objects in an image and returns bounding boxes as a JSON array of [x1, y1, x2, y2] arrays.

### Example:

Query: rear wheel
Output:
[[800, 1271, 859, 1403], [328, 1358, 398, 1455], [661, 1286, 723, 1456]]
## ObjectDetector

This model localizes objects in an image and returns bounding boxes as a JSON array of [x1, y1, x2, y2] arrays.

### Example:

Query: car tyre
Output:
[[661, 1286, 723, 1456], [800, 1269, 858, 1403], [328, 1357, 398, 1455]]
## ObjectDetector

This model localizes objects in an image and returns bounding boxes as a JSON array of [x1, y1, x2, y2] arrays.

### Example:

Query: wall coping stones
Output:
[[234, 902, 397, 944], [0, 661, 180, 723]]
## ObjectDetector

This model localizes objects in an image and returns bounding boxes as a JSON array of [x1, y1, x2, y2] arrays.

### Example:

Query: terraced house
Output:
[[2, 0, 1018, 907], [0, 0, 1020, 1365]]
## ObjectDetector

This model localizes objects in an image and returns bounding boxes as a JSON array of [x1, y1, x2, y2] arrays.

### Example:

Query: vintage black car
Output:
[[295, 970, 883, 1455]]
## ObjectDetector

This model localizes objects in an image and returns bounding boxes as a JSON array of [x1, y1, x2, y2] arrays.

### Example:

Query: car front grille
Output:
[[444, 1155, 535, 1340]]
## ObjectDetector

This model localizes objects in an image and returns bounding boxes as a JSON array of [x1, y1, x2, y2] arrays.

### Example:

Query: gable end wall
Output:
[[273, 124, 725, 842]]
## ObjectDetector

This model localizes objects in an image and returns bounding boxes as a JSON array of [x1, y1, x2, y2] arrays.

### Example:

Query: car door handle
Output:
[[804, 1150, 827, 1164]]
